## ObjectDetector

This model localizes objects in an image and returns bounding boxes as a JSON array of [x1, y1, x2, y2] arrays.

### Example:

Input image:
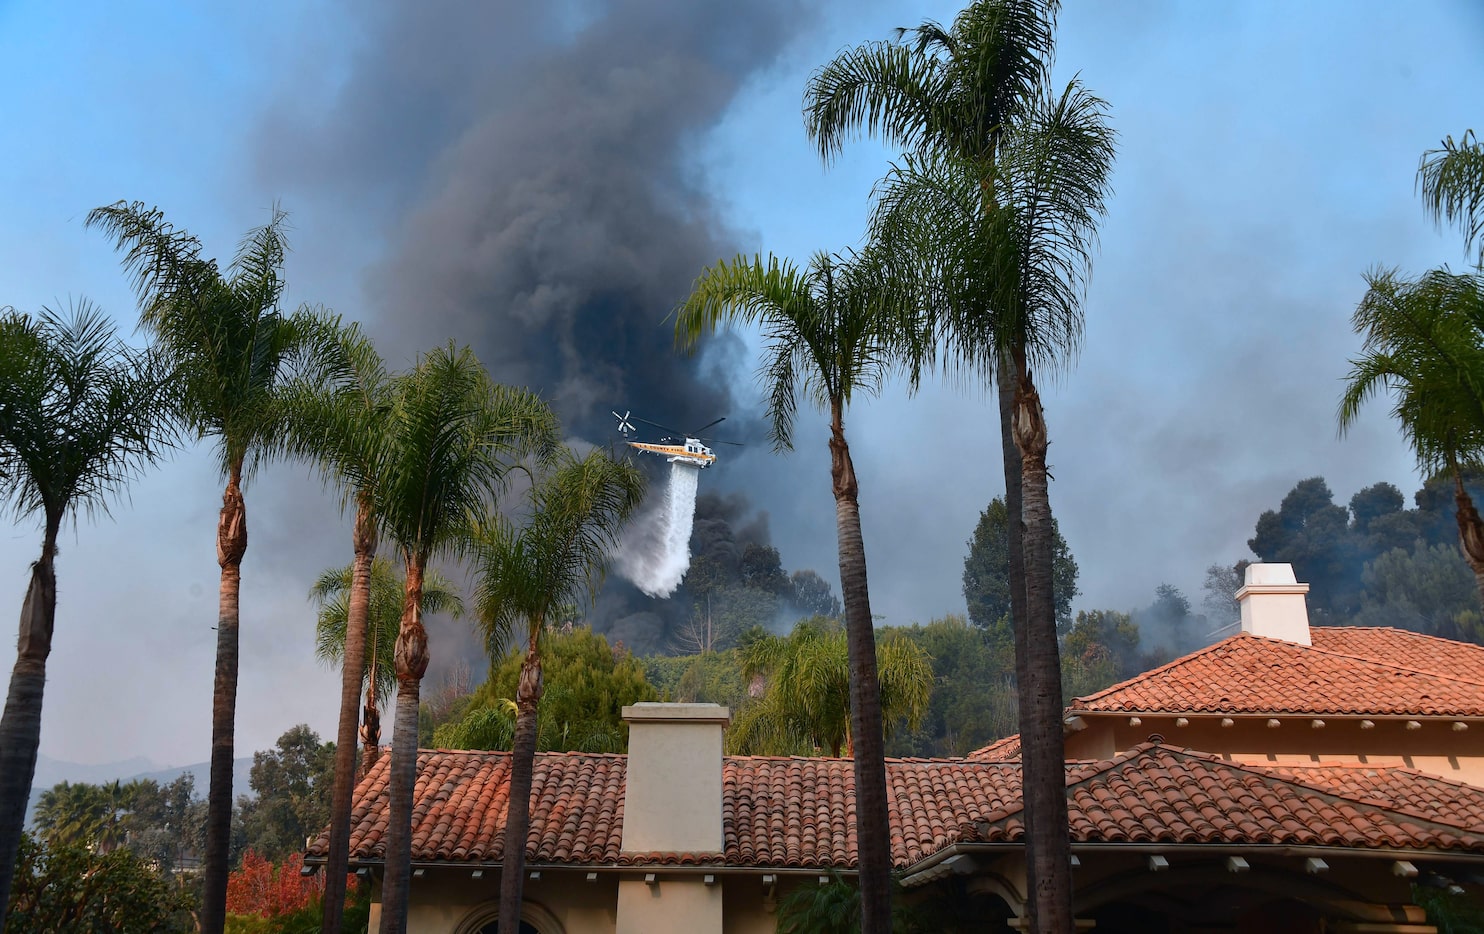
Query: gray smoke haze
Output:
[[260, 0, 797, 439]]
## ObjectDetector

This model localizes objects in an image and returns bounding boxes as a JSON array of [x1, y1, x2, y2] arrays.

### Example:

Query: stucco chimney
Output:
[[1236, 563, 1312, 646], [617, 703, 730, 934], [620, 702, 729, 854]]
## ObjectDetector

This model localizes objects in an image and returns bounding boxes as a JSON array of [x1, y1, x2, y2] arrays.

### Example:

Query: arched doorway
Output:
[[475, 923, 540, 934], [456, 899, 564, 934]]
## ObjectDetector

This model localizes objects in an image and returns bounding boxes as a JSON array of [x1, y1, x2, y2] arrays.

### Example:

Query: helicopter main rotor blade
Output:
[[633, 416, 682, 435], [693, 416, 726, 435]]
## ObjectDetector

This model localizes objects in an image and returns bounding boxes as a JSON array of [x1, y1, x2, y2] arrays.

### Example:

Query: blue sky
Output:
[[1, 0, 1480, 767]]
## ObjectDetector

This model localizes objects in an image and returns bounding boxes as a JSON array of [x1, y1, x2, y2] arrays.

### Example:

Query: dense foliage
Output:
[[5, 832, 194, 933], [236, 726, 335, 863], [225, 851, 368, 934], [963, 497, 1080, 634], [431, 626, 657, 752], [1242, 474, 1484, 640], [33, 775, 204, 873]]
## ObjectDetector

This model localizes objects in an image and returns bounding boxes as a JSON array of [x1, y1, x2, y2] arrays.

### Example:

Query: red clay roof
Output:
[[961, 744, 1484, 854], [1069, 627, 1484, 717], [965, 734, 1021, 762], [1269, 763, 1484, 830], [1310, 626, 1484, 682], [310, 743, 1484, 870]]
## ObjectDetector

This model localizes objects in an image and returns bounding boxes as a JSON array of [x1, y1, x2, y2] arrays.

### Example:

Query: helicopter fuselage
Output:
[[625, 438, 715, 468]]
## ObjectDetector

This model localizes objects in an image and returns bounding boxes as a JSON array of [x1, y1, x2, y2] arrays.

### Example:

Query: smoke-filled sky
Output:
[[0, 0, 1480, 768]]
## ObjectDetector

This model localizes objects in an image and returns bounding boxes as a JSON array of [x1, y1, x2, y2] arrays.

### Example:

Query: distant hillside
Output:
[[26, 753, 253, 824]]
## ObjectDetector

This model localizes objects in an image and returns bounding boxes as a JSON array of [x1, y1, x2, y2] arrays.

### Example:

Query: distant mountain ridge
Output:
[[26, 753, 254, 824]]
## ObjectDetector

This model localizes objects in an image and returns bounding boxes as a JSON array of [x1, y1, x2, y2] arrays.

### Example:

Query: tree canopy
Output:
[[432, 627, 657, 754], [962, 496, 1079, 634]]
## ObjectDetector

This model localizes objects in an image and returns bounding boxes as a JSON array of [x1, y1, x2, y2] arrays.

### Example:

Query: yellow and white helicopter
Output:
[[612, 410, 740, 469]]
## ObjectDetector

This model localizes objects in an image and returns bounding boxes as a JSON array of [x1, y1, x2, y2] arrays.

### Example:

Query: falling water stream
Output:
[[617, 461, 699, 597]]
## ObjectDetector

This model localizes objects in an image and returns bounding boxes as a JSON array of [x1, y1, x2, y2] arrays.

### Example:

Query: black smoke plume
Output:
[[258, 0, 809, 664]]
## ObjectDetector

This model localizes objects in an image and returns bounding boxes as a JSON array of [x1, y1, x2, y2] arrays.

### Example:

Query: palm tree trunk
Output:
[[995, 355, 1038, 921], [1012, 370, 1073, 934], [362, 617, 383, 779], [361, 680, 382, 777], [378, 557, 429, 934], [0, 523, 59, 930], [1452, 468, 1484, 608], [829, 404, 892, 934], [498, 634, 544, 934], [201, 467, 247, 934], [323, 493, 378, 934]]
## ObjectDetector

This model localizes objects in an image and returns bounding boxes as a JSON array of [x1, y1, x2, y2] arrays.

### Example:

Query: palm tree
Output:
[[732, 619, 930, 758], [1340, 267, 1484, 603], [86, 201, 326, 934], [806, 8, 1115, 930], [310, 559, 464, 771], [473, 448, 643, 934], [1419, 129, 1484, 269], [471, 448, 641, 926], [375, 344, 559, 934], [31, 780, 131, 855], [676, 249, 914, 931], [278, 318, 397, 934], [0, 303, 171, 925]]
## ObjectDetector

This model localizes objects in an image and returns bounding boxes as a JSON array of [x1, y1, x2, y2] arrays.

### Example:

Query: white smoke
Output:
[[616, 462, 701, 597]]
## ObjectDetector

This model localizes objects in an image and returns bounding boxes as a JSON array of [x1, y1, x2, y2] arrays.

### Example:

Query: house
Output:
[[308, 564, 1484, 933], [985, 564, 1484, 786]]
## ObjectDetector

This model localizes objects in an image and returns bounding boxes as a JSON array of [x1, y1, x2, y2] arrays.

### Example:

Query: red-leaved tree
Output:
[[226, 850, 342, 917]]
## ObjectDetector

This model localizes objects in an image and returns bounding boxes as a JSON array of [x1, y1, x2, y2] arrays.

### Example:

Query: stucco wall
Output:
[[616, 875, 722, 934], [1064, 715, 1484, 786], [389, 868, 620, 934]]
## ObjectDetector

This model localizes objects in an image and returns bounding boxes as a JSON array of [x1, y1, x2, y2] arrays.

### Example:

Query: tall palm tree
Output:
[[676, 249, 914, 931], [732, 619, 930, 758], [1340, 267, 1484, 603], [86, 201, 325, 934], [805, 7, 1115, 930], [0, 303, 169, 923], [278, 318, 397, 934], [375, 344, 559, 934], [310, 559, 464, 771], [31, 779, 131, 854], [1419, 129, 1484, 269], [473, 448, 644, 934]]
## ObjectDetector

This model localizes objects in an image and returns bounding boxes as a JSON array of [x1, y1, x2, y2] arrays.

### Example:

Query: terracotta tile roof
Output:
[[1069, 629, 1484, 717], [308, 750, 630, 865], [965, 734, 1021, 762], [313, 744, 1484, 871], [727, 757, 1023, 868], [1268, 763, 1484, 830], [958, 745, 1484, 855], [1310, 626, 1484, 682]]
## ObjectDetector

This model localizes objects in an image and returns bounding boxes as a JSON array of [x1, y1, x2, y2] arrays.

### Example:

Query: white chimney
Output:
[[620, 702, 729, 854], [1236, 563, 1311, 645], [617, 703, 729, 934]]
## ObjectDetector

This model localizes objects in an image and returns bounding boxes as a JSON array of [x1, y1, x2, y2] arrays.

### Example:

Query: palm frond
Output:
[[675, 251, 913, 452], [1418, 129, 1484, 268], [87, 201, 314, 482], [1340, 266, 1484, 474], [84, 202, 209, 308], [804, 41, 950, 163], [805, 0, 1059, 166], [471, 449, 645, 654], [0, 300, 175, 530], [310, 557, 464, 703], [377, 343, 561, 567]]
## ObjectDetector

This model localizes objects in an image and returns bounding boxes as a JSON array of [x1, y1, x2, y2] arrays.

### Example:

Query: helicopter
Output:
[[611, 410, 740, 469]]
